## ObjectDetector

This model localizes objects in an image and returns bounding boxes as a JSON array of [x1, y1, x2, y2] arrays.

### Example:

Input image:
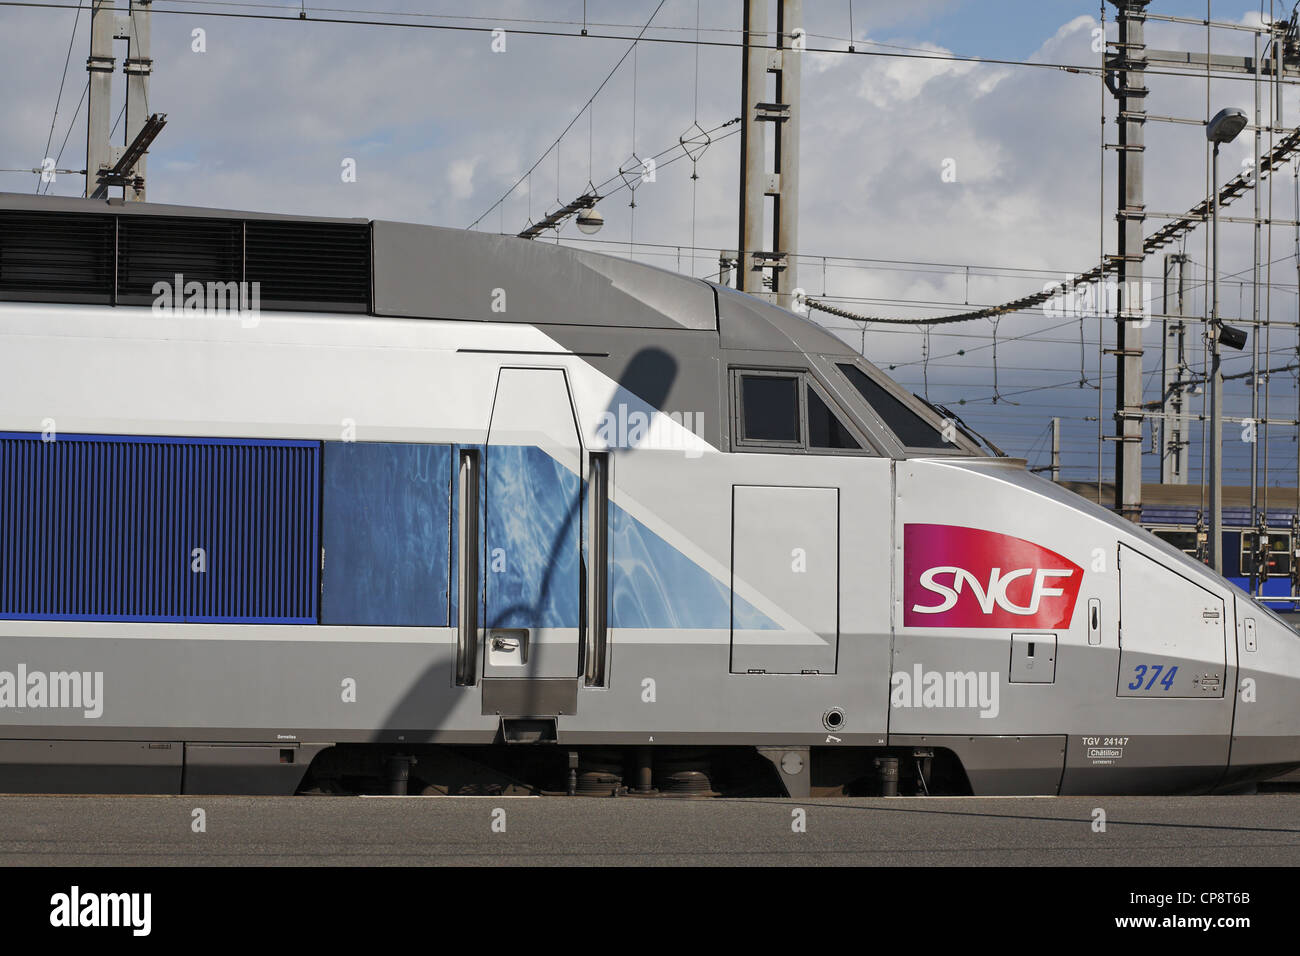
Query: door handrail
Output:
[[585, 451, 610, 686], [457, 448, 480, 686]]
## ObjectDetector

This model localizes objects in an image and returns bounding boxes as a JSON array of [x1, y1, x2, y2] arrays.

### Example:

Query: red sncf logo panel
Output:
[[902, 524, 1083, 629]]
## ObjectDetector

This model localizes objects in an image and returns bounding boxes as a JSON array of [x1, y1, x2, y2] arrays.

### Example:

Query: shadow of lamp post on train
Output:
[[374, 349, 682, 793]]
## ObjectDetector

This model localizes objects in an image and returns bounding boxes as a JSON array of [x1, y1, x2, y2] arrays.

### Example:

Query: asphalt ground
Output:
[[0, 792, 1296, 866]]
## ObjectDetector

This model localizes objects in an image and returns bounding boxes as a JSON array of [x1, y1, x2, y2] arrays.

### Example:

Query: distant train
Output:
[[1061, 480, 1300, 611], [0, 191, 1297, 797]]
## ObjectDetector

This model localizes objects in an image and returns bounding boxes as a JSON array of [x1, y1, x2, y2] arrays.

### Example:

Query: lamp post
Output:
[[1207, 106, 1248, 574]]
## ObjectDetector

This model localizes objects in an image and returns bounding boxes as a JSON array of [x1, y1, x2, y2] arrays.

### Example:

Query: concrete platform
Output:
[[0, 794, 1296, 866]]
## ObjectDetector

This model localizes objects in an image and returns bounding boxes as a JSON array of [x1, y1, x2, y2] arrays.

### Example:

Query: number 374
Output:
[[1129, 663, 1177, 691]]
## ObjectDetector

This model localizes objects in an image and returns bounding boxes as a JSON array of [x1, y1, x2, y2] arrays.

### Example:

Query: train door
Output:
[[1117, 544, 1226, 698], [479, 367, 584, 718], [730, 485, 840, 674]]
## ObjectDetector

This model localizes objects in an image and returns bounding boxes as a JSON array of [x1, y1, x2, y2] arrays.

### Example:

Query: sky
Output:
[[3, 0, 1299, 489]]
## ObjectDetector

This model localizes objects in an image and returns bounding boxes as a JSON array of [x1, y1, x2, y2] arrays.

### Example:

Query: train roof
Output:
[[0, 192, 854, 357]]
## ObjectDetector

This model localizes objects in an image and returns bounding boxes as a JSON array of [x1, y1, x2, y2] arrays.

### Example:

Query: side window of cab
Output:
[[731, 369, 868, 453]]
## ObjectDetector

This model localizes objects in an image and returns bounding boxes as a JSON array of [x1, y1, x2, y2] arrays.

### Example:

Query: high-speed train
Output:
[[0, 191, 1296, 797]]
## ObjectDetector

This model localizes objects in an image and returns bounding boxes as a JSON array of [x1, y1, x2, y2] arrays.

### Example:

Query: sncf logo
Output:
[[903, 524, 1082, 629]]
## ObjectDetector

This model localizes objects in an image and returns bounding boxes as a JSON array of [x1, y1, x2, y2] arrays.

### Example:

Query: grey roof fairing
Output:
[[0, 192, 716, 332], [0, 191, 368, 224], [712, 282, 857, 356], [371, 220, 716, 330]]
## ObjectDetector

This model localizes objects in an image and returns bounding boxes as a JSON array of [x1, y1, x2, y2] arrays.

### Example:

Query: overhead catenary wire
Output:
[[807, 123, 1300, 327], [627, 36, 639, 256], [546, 232, 1300, 293], [517, 117, 739, 239], [465, 0, 666, 231], [39, 77, 88, 195], [36, 0, 84, 194], [10, 0, 1300, 86]]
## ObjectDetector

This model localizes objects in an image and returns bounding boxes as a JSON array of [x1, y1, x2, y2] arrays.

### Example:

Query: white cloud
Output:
[[855, 41, 980, 108], [447, 157, 477, 201]]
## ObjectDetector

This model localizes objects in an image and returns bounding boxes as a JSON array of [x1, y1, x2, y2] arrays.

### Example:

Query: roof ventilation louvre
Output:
[[0, 205, 372, 314], [117, 215, 241, 304], [245, 220, 371, 312], [0, 211, 114, 303]]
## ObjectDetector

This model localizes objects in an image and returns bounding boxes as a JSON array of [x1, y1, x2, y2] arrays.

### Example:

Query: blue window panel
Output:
[[1221, 532, 1242, 577], [0, 432, 319, 623], [1140, 506, 1297, 528], [1229, 576, 1293, 611], [485, 445, 580, 629], [321, 442, 451, 627], [1256, 575, 1294, 611], [608, 500, 777, 630]]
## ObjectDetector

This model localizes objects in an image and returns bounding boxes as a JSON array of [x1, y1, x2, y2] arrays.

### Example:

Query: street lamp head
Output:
[[1206, 107, 1248, 144], [575, 206, 604, 235]]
